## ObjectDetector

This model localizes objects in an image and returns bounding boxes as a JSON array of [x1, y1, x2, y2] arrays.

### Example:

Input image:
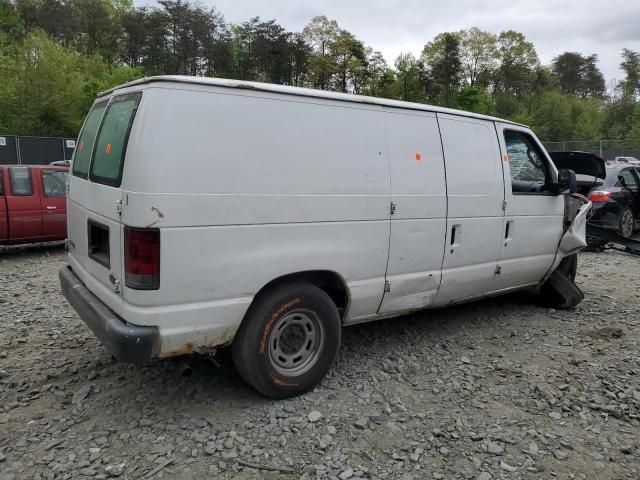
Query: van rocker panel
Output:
[[59, 265, 159, 363]]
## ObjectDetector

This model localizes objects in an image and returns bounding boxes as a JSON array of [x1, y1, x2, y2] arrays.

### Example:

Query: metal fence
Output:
[[0, 135, 76, 165], [544, 140, 640, 161]]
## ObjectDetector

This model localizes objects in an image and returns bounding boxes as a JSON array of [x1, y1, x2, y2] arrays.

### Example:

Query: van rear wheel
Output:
[[232, 284, 341, 399]]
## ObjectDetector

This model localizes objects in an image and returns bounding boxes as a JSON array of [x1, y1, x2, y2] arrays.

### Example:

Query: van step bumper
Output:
[[59, 265, 159, 363]]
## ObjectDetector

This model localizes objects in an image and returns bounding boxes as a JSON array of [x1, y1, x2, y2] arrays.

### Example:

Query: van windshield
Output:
[[90, 92, 141, 187], [72, 100, 107, 178]]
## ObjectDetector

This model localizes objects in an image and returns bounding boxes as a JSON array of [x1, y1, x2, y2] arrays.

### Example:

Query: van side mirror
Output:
[[553, 168, 577, 195]]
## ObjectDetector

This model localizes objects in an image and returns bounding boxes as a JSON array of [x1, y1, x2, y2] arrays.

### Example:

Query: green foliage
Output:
[[0, 29, 141, 136], [421, 32, 462, 107], [552, 52, 605, 97], [0, 1, 639, 145], [393, 53, 422, 102], [456, 87, 492, 115]]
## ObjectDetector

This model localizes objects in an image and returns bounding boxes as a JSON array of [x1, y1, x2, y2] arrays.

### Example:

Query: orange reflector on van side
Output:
[[105, 144, 112, 154], [502, 154, 509, 162], [415, 153, 422, 161]]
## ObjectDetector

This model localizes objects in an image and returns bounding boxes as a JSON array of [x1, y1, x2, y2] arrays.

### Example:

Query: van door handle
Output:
[[46, 206, 57, 210], [450, 224, 461, 254], [504, 220, 514, 246]]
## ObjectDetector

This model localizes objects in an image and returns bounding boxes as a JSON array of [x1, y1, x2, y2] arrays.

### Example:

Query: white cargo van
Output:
[[60, 76, 590, 398]]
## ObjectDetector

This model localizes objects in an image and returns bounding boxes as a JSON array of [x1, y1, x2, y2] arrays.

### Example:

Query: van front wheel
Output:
[[232, 284, 341, 399]]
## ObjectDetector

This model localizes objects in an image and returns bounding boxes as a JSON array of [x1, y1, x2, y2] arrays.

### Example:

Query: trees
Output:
[[495, 30, 539, 97], [393, 53, 422, 102], [552, 52, 605, 97], [420, 32, 462, 107], [0, 2, 639, 145], [458, 27, 497, 88], [620, 48, 640, 99], [580, 55, 605, 97], [302, 15, 338, 90]]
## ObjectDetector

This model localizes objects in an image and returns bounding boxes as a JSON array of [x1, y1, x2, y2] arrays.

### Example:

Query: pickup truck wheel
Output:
[[232, 283, 341, 399]]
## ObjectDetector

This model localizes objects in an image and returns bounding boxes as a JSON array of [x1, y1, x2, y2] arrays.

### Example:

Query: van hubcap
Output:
[[269, 310, 324, 376], [622, 210, 634, 238]]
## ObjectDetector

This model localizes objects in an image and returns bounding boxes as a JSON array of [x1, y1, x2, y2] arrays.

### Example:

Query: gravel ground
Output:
[[1, 244, 639, 480]]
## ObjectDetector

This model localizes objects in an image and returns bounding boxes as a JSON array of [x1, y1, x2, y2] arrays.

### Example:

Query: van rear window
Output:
[[72, 101, 107, 178], [90, 92, 141, 187]]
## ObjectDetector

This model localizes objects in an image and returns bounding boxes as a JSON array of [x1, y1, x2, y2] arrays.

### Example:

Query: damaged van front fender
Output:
[[559, 194, 592, 256]]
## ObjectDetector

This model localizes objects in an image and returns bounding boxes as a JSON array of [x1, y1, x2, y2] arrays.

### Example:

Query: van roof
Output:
[[99, 75, 526, 128]]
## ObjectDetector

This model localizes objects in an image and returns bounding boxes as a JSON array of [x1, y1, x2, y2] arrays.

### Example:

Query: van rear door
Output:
[[67, 93, 141, 315]]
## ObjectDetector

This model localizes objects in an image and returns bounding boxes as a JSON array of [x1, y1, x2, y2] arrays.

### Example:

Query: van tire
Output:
[[232, 283, 341, 399]]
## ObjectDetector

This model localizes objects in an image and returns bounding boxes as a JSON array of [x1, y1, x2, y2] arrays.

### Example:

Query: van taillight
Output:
[[124, 227, 160, 290], [588, 191, 612, 203]]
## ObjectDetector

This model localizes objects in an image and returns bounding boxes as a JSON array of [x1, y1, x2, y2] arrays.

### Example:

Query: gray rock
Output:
[[477, 473, 492, 480], [553, 449, 569, 460], [72, 384, 91, 404], [308, 411, 322, 423], [339, 468, 354, 479], [104, 463, 125, 477], [500, 461, 517, 472], [486, 441, 504, 454]]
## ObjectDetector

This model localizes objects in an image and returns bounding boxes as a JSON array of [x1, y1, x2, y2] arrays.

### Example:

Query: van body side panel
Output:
[[434, 114, 505, 305], [378, 109, 447, 313], [137, 222, 388, 354], [494, 123, 565, 288], [118, 86, 391, 354]]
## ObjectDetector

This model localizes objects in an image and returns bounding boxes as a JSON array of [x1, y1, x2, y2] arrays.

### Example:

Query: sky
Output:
[[138, 0, 640, 84]]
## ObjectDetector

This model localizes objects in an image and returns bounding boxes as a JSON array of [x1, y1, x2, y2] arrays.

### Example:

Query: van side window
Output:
[[42, 171, 68, 197], [504, 131, 550, 194], [73, 100, 108, 179], [9, 167, 33, 196], [90, 92, 141, 187]]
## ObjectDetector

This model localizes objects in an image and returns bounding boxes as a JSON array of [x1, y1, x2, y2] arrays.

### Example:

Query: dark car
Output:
[[588, 165, 639, 238], [549, 151, 639, 238]]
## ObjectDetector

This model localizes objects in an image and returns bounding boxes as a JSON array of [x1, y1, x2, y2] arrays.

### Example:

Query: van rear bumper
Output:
[[59, 265, 159, 363]]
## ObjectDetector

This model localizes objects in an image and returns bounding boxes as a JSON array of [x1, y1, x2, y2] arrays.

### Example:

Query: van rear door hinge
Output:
[[390, 202, 397, 215], [384, 280, 391, 293], [502, 200, 507, 211], [115, 200, 122, 215], [494, 265, 502, 275]]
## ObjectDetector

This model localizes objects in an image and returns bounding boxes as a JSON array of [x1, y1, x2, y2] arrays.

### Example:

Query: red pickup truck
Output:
[[0, 165, 68, 245]]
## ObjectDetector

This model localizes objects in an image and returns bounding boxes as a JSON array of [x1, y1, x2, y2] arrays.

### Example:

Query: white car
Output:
[[59, 76, 590, 398], [613, 156, 640, 166]]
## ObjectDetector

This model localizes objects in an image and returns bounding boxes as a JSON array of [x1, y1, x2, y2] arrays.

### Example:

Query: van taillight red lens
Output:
[[124, 227, 160, 290], [588, 191, 612, 203]]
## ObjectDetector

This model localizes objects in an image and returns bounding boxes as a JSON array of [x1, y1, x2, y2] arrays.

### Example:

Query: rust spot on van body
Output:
[[159, 328, 236, 358]]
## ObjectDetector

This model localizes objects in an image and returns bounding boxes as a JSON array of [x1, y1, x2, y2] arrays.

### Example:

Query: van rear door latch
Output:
[[109, 273, 121, 294]]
